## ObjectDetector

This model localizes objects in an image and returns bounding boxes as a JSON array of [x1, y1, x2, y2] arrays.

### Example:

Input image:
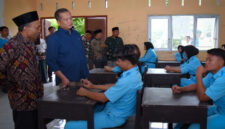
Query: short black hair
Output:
[[177, 45, 184, 53], [55, 8, 70, 21], [0, 26, 8, 31], [222, 44, 225, 48], [144, 42, 154, 50], [112, 27, 119, 31], [183, 45, 199, 59], [207, 48, 225, 66], [48, 26, 55, 31], [86, 30, 92, 34], [114, 44, 140, 65], [94, 29, 102, 35]]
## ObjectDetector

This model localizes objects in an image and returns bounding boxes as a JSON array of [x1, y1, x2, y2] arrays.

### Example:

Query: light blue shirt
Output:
[[112, 66, 122, 73], [180, 56, 201, 81], [0, 38, 9, 48], [203, 67, 225, 115], [104, 66, 143, 119], [139, 48, 157, 68], [175, 52, 187, 63]]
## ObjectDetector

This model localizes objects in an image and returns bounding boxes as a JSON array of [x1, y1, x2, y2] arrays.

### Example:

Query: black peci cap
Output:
[[13, 11, 39, 27]]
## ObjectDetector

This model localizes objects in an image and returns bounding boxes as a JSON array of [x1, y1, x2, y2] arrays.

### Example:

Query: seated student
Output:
[[104, 44, 140, 73], [174, 45, 187, 63], [172, 48, 225, 129], [165, 45, 202, 87], [139, 42, 157, 73], [65, 45, 143, 129], [222, 44, 225, 50]]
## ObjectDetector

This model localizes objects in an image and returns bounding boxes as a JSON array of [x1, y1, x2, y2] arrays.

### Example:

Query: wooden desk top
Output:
[[147, 68, 182, 75], [89, 68, 117, 74], [39, 86, 96, 105], [142, 87, 208, 107]]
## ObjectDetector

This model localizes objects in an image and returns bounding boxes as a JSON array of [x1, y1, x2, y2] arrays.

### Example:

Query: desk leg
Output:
[[200, 109, 207, 129], [87, 108, 94, 129]]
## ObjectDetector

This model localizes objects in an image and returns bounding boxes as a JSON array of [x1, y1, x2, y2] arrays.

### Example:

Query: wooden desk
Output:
[[142, 87, 208, 129], [88, 68, 117, 84], [156, 61, 181, 68], [143, 68, 182, 87], [37, 86, 97, 129]]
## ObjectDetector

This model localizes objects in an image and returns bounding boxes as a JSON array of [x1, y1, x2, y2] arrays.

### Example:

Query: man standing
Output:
[[92, 29, 107, 68], [47, 8, 89, 87], [0, 11, 43, 129], [0, 26, 10, 48], [45, 26, 55, 82], [82, 30, 94, 69], [105, 27, 124, 66]]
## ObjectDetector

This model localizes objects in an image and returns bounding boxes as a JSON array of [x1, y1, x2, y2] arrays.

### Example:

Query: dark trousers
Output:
[[13, 110, 38, 129], [94, 59, 107, 68], [47, 65, 52, 82], [39, 60, 47, 83]]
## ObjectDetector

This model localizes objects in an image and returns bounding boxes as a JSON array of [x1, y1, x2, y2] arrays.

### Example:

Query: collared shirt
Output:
[[46, 27, 89, 85], [0, 33, 43, 111], [180, 56, 201, 80], [139, 48, 157, 68], [82, 39, 94, 61], [203, 67, 225, 115], [104, 66, 143, 118], [105, 36, 124, 60], [91, 38, 107, 60], [0, 37, 10, 48]]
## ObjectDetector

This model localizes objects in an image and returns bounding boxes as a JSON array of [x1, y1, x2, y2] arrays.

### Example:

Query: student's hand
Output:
[[81, 79, 94, 89], [172, 86, 182, 94], [77, 87, 88, 96], [60, 77, 70, 88], [165, 65, 171, 71], [104, 66, 113, 72], [196, 66, 207, 76]]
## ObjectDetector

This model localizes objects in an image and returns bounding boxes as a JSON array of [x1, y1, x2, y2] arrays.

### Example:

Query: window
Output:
[[148, 15, 219, 51]]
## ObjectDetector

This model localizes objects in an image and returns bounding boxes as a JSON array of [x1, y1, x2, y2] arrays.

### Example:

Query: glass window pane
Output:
[[172, 16, 194, 50], [196, 18, 216, 50], [151, 19, 168, 49]]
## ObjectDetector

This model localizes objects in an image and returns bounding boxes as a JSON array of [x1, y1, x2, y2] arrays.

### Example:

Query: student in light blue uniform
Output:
[[139, 42, 157, 73], [104, 44, 141, 73], [165, 45, 202, 87], [65, 45, 143, 129], [174, 45, 187, 64], [0, 26, 10, 48], [172, 48, 225, 129]]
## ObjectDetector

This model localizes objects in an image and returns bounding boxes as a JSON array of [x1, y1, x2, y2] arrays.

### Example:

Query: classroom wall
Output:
[[4, 0, 225, 61]]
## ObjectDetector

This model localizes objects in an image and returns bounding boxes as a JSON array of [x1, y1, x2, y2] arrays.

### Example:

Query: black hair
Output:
[[183, 45, 199, 59], [207, 48, 225, 66], [112, 27, 119, 31], [222, 44, 225, 48], [114, 44, 140, 65], [0, 26, 8, 31], [144, 42, 154, 50], [86, 30, 92, 34], [55, 8, 70, 21], [48, 26, 55, 31], [177, 45, 184, 59], [94, 29, 102, 35]]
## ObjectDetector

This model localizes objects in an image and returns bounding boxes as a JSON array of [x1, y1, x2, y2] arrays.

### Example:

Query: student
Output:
[[172, 48, 225, 129], [174, 45, 187, 63], [104, 44, 140, 73], [139, 42, 157, 73], [165, 45, 202, 87], [222, 44, 225, 50], [65, 45, 143, 129]]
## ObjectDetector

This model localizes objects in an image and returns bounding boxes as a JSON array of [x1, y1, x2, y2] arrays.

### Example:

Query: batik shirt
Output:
[[0, 33, 43, 111]]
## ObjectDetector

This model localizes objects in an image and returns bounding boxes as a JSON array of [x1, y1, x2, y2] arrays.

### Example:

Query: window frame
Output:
[[148, 15, 220, 51]]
